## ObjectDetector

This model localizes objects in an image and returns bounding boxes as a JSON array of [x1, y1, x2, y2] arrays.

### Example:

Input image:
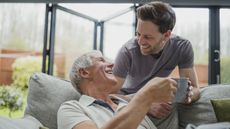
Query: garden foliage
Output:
[[0, 86, 23, 117], [11, 56, 56, 90], [12, 56, 43, 90]]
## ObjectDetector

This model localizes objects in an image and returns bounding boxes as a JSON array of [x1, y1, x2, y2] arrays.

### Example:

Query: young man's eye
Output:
[[144, 36, 151, 40]]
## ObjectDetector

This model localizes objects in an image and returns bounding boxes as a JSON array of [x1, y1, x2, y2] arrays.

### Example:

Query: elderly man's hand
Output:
[[148, 102, 172, 119], [144, 77, 177, 103]]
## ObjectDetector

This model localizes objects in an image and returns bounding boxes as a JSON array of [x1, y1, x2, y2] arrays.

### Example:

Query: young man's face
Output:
[[136, 19, 169, 55]]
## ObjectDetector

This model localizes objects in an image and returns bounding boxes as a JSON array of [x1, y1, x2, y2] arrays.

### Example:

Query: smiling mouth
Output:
[[140, 45, 149, 49], [105, 69, 113, 74]]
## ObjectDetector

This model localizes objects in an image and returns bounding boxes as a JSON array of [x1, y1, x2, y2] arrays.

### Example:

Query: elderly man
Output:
[[57, 50, 177, 129]]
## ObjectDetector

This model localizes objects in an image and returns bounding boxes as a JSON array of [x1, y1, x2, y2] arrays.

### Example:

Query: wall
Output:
[[0, 49, 65, 85]]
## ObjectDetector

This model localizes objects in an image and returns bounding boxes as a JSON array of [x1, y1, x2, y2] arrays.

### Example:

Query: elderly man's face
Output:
[[89, 53, 117, 91]]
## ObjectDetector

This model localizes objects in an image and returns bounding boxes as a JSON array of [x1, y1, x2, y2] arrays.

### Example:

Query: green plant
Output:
[[12, 56, 43, 90], [11, 56, 57, 90], [0, 86, 23, 117], [221, 57, 230, 84]]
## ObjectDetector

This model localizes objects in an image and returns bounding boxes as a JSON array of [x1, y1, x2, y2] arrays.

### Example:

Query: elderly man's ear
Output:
[[78, 68, 91, 78]]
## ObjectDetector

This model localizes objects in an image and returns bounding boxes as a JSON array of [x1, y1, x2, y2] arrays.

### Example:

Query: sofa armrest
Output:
[[0, 115, 43, 129]]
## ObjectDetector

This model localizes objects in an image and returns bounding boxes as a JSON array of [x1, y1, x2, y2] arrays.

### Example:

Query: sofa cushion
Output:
[[25, 73, 80, 129], [178, 84, 230, 129], [0, 115, 42, 129], [211, 98, 230, 122], [186, 122, 230, 129]]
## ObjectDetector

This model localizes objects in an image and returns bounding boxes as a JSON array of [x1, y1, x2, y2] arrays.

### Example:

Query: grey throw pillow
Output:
[[178, 84, 230, 129], [25, 72, 80, 129]]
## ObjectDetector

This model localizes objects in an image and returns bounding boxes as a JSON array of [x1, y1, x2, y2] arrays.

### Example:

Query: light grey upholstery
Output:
[[0, 73, 81, 129], [0, 115, 42, 129], [186, 122, 230, 129], [0, 73, 230, 129], [25, 73, 81, 129], [178, 84, 230, 129]]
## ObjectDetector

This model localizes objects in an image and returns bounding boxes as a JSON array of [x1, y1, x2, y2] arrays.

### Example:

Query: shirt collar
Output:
[[79, 95, 96, 107], [79, 94, 128, 107]]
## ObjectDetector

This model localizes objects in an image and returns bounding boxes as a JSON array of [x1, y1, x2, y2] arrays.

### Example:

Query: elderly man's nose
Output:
[[107, 63, 114, 68]]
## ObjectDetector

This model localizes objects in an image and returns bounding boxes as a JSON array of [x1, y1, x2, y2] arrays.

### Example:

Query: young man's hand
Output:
[[148, 102, 172, 119]]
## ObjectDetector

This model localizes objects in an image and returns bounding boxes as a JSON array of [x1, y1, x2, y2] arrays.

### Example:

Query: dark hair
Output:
[[137, 1, 176, 33]]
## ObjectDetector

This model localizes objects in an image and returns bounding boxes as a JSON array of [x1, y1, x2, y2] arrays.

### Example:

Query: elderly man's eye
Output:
[[136, 32, 140, 36], [98, 57, 105, 62]]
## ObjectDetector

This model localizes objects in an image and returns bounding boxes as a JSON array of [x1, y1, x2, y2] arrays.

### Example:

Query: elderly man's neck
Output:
[[81, 84, 110, 100]]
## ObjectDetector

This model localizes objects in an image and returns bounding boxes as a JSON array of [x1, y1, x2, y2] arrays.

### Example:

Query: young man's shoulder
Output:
[[169, 34, 192, 49], [170, 34, 191, 44], [123, 37, 139, 50]]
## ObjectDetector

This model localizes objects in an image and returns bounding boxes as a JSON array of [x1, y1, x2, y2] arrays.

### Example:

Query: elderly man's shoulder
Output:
[[59, 100, 81, 110]]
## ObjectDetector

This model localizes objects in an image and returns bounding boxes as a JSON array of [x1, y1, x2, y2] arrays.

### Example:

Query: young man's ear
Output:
[[163, 30, 171, 40], [78, 68, 90, 78]]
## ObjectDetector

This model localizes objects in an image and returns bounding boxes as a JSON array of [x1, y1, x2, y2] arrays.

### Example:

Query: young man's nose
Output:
[[138, 36, 147, 45]]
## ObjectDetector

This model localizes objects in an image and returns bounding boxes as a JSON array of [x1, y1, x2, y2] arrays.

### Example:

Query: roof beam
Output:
[[1, 0, 230, 7]]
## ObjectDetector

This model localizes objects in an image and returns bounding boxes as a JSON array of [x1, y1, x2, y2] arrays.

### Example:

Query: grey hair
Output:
[[69, 50, 101, 94]]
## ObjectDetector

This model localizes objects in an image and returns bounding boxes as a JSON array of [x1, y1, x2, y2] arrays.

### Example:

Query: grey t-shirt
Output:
[[113, 35, 194, 94]]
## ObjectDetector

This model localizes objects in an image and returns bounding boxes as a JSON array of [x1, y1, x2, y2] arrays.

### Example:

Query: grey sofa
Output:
[[0, 72, 230, 129]]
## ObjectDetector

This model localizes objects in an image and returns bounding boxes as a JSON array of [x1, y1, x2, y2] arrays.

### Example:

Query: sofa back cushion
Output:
[[0, 115, 43, 129], [178, 84, 230, 129], [25, 72, 80, 129]]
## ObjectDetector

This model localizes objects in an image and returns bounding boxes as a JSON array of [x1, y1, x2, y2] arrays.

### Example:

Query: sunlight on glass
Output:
[[220, 9, 230, 84], [173, 8, 209, 65], [0, 4, 45, 51], [60, 3, 133, 20], [59, 3, 135, 60], [172, 8, 209, 86]]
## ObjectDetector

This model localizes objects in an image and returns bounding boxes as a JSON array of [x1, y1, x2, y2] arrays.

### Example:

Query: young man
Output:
[[112, 1, 200, 129], [57, 50, 179, 129]]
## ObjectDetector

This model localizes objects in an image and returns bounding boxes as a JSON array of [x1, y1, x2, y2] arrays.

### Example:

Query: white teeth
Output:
[[141, 45, 148, 49], [105, 70, 113, 74]]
